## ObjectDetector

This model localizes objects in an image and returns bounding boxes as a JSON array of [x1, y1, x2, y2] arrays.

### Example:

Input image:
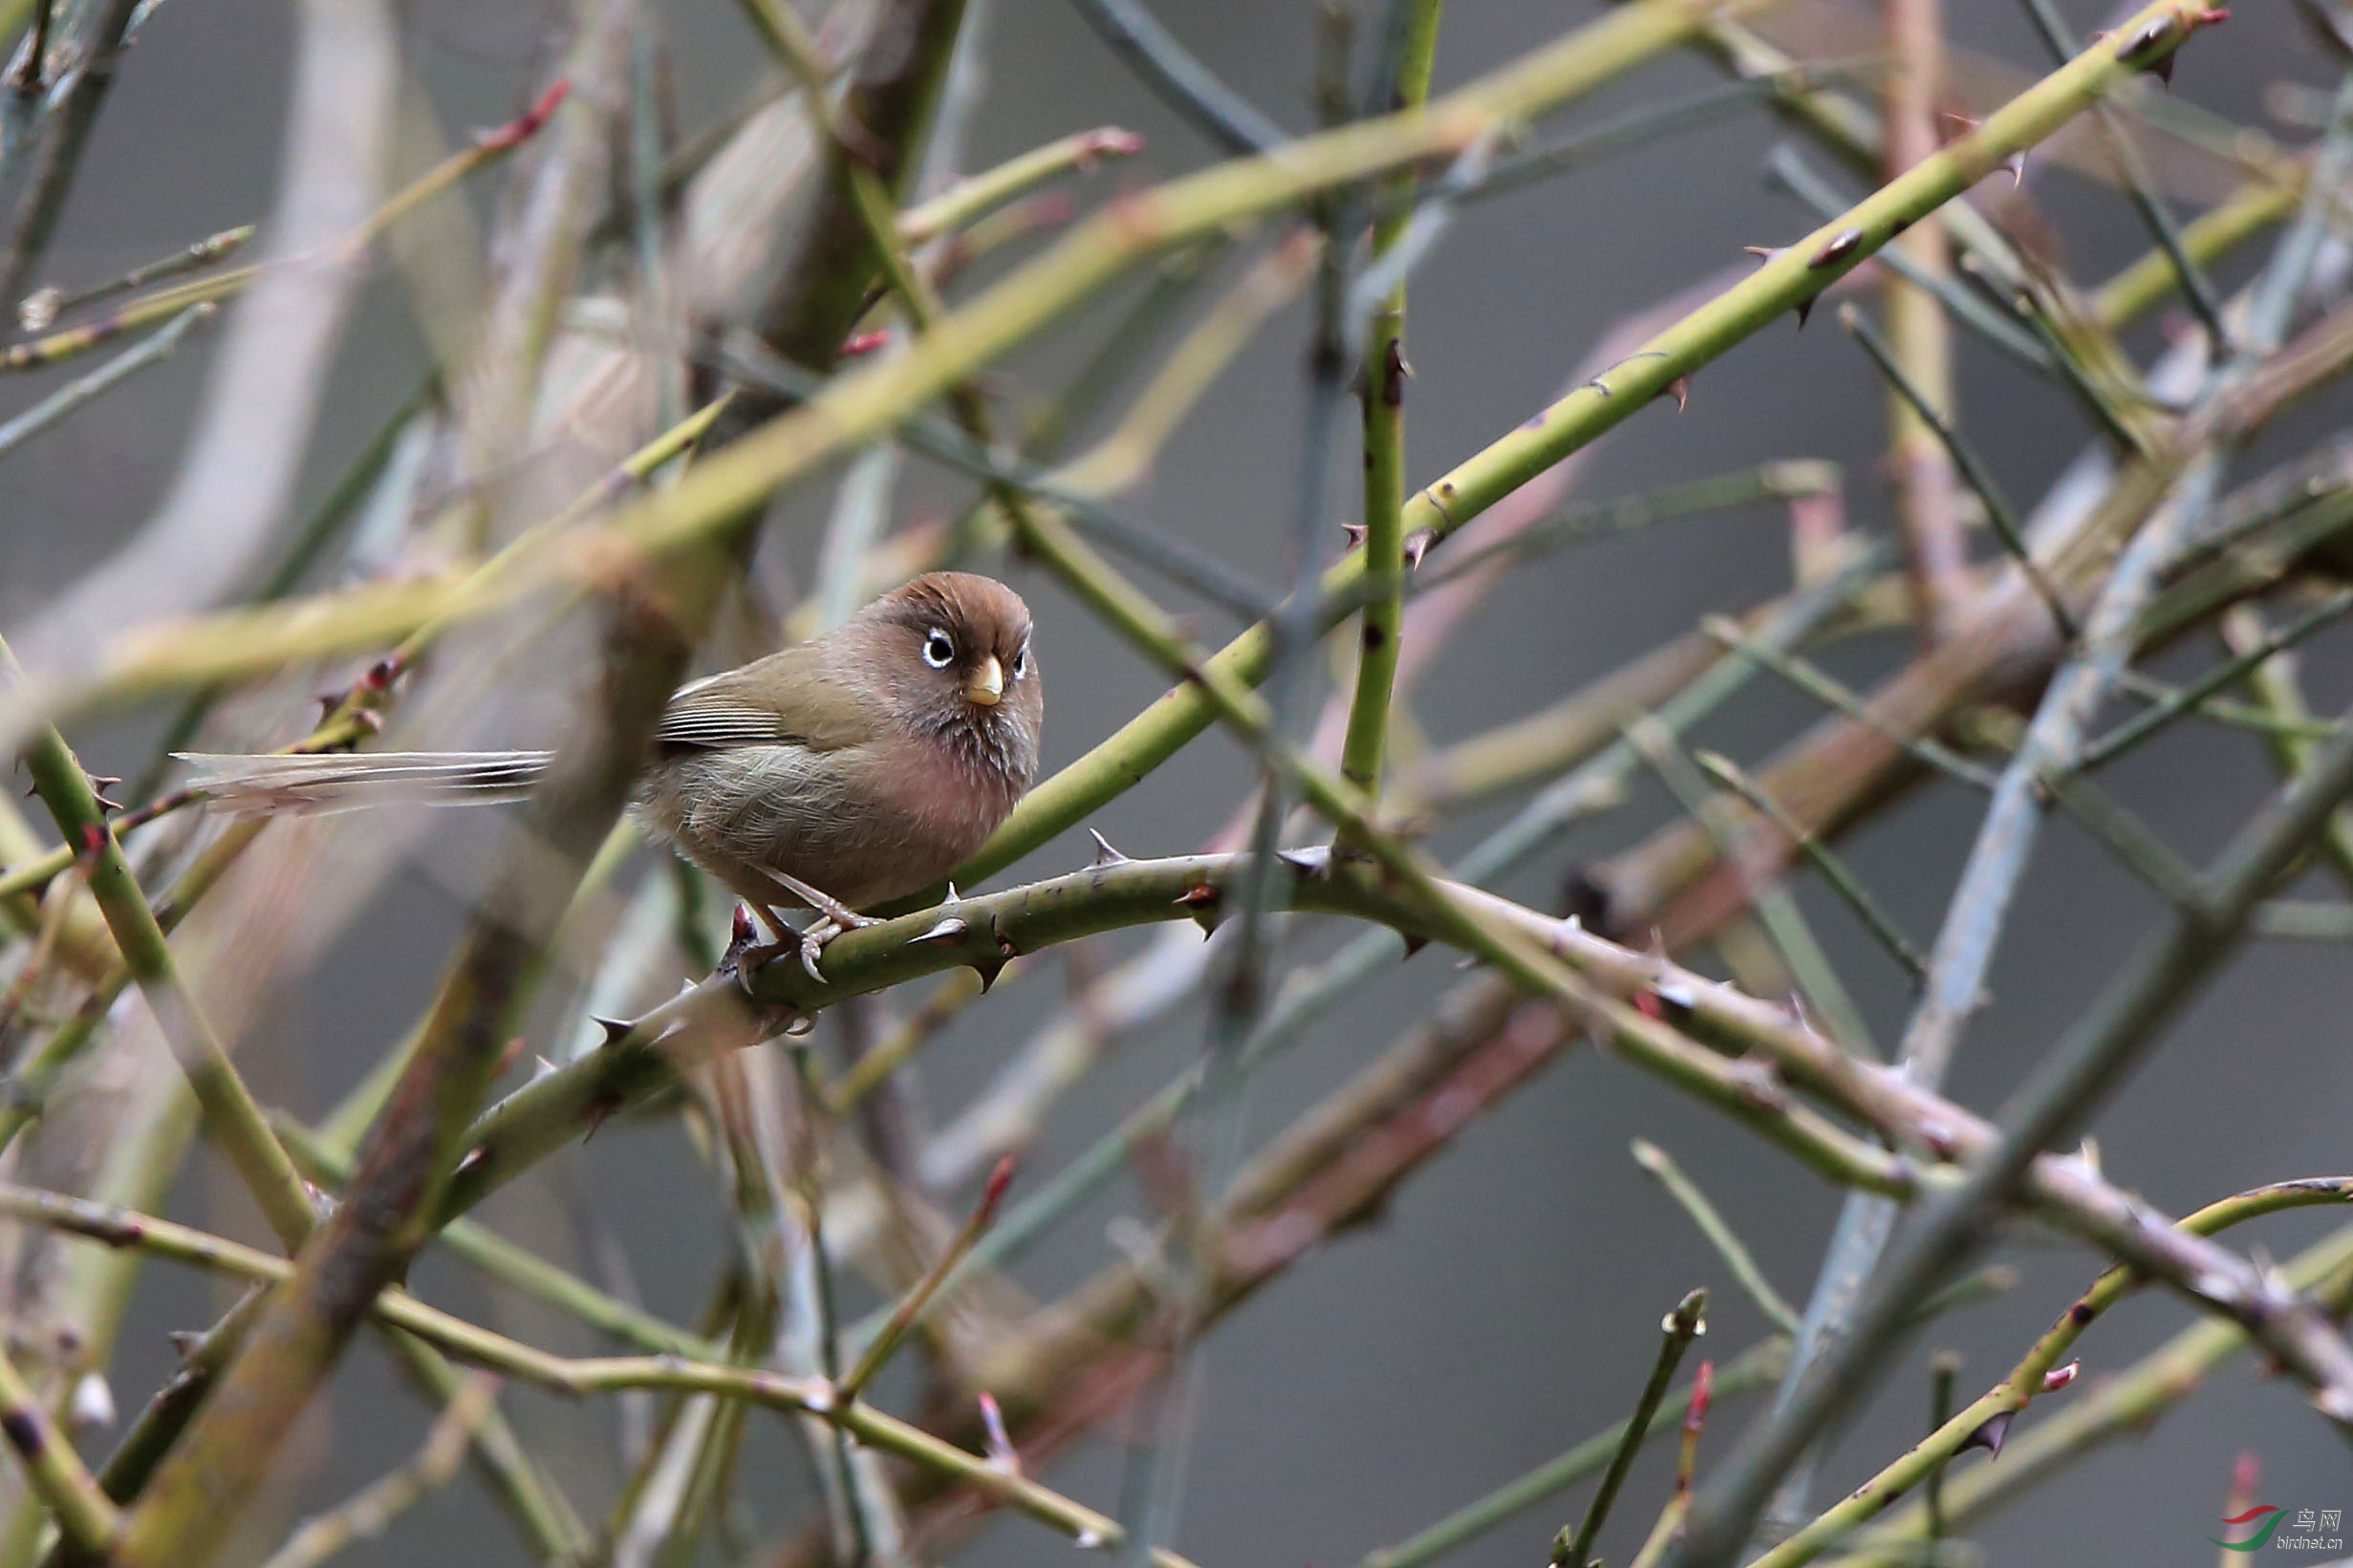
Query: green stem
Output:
[[898, 125, 1143, 246], [273, 1118, 723, 1359], [1631, 1141, 1803, 1333], [2220, 601, 2353, 890], [1845, 1216, 2353, 1563], [0, 1180, 1202, 1568], [13, 0, 2188, 769], [1694, 750, 1928, 985], [1747, 1177, 2353, 1568], [1359, 1338, 1790, 1568], [1, 636, 313, 1249], [1840, 300, 2074, 638], [1557, 1290, 1709, 1568], [1336, 0, 1443, 840], [0, 1343, 119, 1558]]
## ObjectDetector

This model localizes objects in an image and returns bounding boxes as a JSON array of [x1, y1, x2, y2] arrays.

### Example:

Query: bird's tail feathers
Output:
[[176, 751, 554, 815]]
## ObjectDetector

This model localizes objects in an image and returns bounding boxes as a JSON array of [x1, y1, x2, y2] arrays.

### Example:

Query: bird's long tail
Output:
[[175, 751, 554, 815]]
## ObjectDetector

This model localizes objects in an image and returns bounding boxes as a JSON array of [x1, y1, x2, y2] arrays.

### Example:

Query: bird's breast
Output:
[[635, 733, 1023, 910]]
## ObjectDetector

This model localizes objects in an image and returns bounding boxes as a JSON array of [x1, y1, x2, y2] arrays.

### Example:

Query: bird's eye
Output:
[[921, 629, 955, 669], [1010, 643, 1030, 678]]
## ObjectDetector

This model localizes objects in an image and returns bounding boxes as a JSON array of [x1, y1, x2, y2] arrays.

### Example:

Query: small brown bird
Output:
[[183, 572, 1043, 976]]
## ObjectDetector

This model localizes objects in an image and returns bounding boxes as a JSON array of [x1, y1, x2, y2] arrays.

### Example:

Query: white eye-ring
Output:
[[922, 629, 956, 669], [1010, 641, 1030, 678]]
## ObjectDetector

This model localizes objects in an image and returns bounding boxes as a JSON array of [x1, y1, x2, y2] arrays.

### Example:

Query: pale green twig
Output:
[[0, 304, 211, 457], [1336, 0, 1443, 835], [0, 1341, 119, 1557], [1632, 1141, 1803, 1333], [1556, 1290, 1709, 1568]]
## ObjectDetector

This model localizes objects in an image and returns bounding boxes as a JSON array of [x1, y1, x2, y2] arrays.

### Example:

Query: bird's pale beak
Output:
[[965, 655, 1004, 707]]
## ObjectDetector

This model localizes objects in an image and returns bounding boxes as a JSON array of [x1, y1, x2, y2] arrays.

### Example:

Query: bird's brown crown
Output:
[[871, 571, 1033, 666]]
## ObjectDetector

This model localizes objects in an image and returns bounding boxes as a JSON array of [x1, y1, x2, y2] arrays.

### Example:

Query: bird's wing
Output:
[[653, 646, 879, 754]]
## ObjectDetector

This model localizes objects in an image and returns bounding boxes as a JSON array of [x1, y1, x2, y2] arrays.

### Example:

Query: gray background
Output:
[[3, 0, 2350, 1563]]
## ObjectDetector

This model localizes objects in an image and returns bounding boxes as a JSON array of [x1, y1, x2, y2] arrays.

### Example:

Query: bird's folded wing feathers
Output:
[[654, 646, 877, 754]]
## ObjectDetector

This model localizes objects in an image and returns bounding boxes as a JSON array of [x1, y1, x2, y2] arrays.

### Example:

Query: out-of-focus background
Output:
[[2, 1, 2349, 1564]]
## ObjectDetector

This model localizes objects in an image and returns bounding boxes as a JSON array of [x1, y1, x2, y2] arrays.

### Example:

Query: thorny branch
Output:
[[2, 3, 2350, 1567]]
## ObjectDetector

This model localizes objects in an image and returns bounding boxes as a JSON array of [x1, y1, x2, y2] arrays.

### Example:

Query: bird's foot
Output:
[[795, 907, 882, 983], [755, 870, 881, 982]]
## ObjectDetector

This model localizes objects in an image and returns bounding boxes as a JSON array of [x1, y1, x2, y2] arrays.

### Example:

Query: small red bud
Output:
[[1685, 1359, 1714, 1428], [980, 1152, 1016, 1218], [1079, 128, 1145, 164]]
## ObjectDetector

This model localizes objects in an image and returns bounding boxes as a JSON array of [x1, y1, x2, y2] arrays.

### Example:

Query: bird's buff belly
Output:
[[630, 745, 993, 911]]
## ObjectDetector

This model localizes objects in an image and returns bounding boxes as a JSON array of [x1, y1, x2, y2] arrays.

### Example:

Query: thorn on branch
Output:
[[978, 1391, 1020, 1474], [1808, 227, 1864, 269], [1382, 338, 1411, 407], [967, 935, 1012, 993], [1086, 827, 1131, 868], [910, 915, 968, 945], [2114, 8, 2229, 86], [582, 1089, 626, 1138], [1646, 980, 1697, 1022], [67, 1372, 113, 1435], [1957, 1408, 2014, 1458], [1173, 882, 1222, 935], [1561, 869, 1611, 934]]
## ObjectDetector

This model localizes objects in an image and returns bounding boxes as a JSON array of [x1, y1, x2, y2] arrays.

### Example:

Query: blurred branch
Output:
[[3, 636, 316, 1249], [8, 0, 397, 677], [1556, 1289, 1708, 1568], [0, 304, 212, 458], [1876, 0, 1967, 641], [0, 0, 140, 305], [0, 1342, 118, 1558], [1064, 0, 1284, 154], [1667, 701, 2353, 1565], [1752, 1178, 2353, 1568], [897, 125, 1143, 245], [255, 1373, 498, 1568], [0, 0, 2182, 763], [1632, 1141, 1803, 1334], [1358, 1338, 1789, 1568], [1336, 0, 1441, 834], [0, 1183, 1202, 1568], [1845, 1216, 2353, 1562]]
